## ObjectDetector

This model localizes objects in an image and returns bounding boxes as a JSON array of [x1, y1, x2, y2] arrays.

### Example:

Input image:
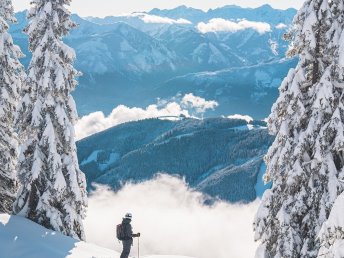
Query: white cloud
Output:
[[275, 23, 288, 29], [75, 94, 218, 140], [124, 12, 192, 24], [84, 174, 259, 258], [181, 93, 219, 113], [141, 14, 192, 25], [75, 103, 189, 140], [197, 18, 271, 34], [227, 114, 254, 123]]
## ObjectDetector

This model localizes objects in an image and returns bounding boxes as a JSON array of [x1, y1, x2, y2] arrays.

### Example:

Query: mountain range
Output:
[[77, 117, 273, 203], [10, 5, 297, 118]]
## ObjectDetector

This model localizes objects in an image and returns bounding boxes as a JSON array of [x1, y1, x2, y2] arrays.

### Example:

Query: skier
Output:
[[119, 213, 140, 258]]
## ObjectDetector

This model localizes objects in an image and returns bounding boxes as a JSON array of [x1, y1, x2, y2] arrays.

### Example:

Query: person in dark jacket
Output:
[[120, 213, 140, 258]]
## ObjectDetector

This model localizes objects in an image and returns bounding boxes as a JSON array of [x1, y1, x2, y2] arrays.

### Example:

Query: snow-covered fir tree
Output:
[[14, 0, 87, 240], [317, 192, 344, 257], [254, 0, 344, 257], [315, 1, 344, 256], [0, 0, 25, 214]]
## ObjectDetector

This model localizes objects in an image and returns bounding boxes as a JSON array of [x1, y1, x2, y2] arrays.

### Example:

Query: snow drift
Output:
[[0, 213, 117, 258], [0, 213, 194, 258]]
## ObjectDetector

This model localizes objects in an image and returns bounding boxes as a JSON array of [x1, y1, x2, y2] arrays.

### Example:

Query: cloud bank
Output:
[[75, 94, 218, 140], [84, 174, 259, 258], [227, 114, 253, 123], [141, 14, 192, 25], [75, 103, 189, 140], [125, 13, 192, 24], [181, 93, 219, 113], [197, 18, 271, 34]]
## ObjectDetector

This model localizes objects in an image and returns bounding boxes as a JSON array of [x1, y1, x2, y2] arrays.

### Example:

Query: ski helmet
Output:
[[124, 213, 132, 220]]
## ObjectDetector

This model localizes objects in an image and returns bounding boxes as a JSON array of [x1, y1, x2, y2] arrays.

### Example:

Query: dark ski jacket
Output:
[[122, 218, 134, 240]]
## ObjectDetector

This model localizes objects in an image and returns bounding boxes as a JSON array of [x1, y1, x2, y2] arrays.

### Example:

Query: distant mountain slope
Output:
[[68, 16, 179, 75], [11, 5, 297, 117], [77, 118, 274, 203], [13, 12, 179, 76], [155, 58, 297, 118]]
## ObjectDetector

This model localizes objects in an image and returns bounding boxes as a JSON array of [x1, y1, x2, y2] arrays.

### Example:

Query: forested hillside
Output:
[[77, 118, 273, 202]]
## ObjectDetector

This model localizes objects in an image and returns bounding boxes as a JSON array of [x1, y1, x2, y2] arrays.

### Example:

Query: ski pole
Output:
[[138, 236, 140, 258]]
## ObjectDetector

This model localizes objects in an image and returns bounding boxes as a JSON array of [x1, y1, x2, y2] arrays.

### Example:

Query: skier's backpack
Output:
[[116, 224, 125, 240]]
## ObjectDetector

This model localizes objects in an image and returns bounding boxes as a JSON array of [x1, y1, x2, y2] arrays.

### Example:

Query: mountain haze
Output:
[[10, 5, 297, 118]]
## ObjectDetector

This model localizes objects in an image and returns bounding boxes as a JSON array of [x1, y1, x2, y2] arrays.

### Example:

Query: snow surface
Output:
[[255, 163, 272, 198], [0, 214, 195, 258], [80, 150, 102, 165]]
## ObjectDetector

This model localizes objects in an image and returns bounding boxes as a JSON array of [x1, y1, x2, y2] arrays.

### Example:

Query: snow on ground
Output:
[[0, 214, 194, 258], [80, 150, 102, 165], [323, 240, 344, 258]]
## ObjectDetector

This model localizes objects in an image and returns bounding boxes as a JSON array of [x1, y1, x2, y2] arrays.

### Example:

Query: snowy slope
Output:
[[0, 214, 194, 258], [155, 58, 297, 119], [12, 12, 179, 76]]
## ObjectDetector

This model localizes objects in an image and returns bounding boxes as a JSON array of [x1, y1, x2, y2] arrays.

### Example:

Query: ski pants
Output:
[[120, 239, 133, 258]]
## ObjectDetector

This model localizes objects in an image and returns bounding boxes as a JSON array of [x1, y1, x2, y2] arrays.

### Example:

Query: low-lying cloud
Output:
[[125, 13, 192, 24], [227, 114, 254, 123], [75, 103, 189, 140], [75, 94, 218, 140], [141, 14, 192, 25], [275, 23, 288, 29], [84, 174, 259, 258], [181, 93, 218, 113], [197, 18, 271, 34]]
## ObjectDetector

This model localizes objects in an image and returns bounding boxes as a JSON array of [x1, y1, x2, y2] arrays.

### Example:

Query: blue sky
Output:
[[12, 0, 304, 17]]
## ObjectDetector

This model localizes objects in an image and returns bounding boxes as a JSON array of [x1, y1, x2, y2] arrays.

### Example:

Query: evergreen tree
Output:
[[14, 0, 87, 240], [254, 0, 344, 257], [0, 0, 25, 214], [315, 1, 344, 256]]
